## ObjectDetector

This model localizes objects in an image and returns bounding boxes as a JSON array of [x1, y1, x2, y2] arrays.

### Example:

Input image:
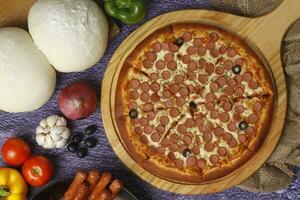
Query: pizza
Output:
[[115, 23, 274, 183]]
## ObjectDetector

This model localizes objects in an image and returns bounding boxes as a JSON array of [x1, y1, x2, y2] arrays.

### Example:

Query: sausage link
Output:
[[73, 183, 90, 200], [88, 172, 112, 200], [87, 170, 101, 195], [109, 179, 123, 198], [94, 189, 112, 200], [63, 170, 88, 200]]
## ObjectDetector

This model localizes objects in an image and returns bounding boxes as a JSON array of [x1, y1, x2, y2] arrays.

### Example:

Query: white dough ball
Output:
[[28, 0, 109, 73], [0, 27, 56, 113]]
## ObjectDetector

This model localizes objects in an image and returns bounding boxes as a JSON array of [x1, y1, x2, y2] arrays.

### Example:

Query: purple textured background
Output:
[[0, 0, 299, 199]]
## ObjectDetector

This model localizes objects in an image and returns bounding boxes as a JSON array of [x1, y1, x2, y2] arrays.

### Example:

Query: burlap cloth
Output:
[[211, 0, 300, 192]]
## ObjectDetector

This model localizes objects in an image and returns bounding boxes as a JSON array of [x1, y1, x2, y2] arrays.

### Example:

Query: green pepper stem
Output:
[[0, 186, 10, 197]]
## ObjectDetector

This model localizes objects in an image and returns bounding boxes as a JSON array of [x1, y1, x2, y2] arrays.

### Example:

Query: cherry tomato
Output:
[[1, 137, 31, 166], [22, 156, 54, 187]]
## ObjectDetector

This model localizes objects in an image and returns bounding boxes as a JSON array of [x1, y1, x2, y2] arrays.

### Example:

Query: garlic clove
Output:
[[36, 134, 46, 146], [61, 128, 70, 139], [51, 134, 61, 142], [56, 117, 67, 126], [47, 115, 59, 127], [55, 139, 67, 148], [51, 125, 65, 135], [36, 126, 46, 134], [45, 135, 55, 149], [39, 119, 48, 128]]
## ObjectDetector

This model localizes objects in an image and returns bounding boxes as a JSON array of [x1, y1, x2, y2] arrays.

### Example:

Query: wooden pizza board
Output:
[[101, 0, 300, 194]]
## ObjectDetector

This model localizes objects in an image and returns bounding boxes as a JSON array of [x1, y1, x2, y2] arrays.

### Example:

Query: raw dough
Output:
[[28, 0, 109, 72], [0, 27, 56, 113]]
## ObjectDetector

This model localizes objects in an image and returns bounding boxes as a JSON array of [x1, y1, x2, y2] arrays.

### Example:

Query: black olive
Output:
[[77, 147, 88, 158], [129, 109, 138, 119], [189, 101, 197, 109], [175, 37, 184, 47], [85, 125, 97, 135], [72, 134, 82, 143], [182, 148, 192, 157], [67, 142, 78, 153], [238, 121, 249, 130], [84, 137, 97, 148], [232, 65, 242, 74]]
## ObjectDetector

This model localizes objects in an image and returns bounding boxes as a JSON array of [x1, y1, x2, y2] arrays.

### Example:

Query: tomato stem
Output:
[[32, 167, 41, 176], [0, 186, 10, 197]]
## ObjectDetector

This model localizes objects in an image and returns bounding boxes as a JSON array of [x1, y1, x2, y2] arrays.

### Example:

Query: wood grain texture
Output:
[[101, 0, 299, 194]]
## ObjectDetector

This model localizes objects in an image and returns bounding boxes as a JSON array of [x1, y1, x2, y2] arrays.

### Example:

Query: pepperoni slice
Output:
[[198, 74, 208, 84], [227, 48, 236, 57], [233, 113, 241, 122], [149, 72, 158, 81], [210, 110, 219, 119], [156, 125, 165, 134], [171, 134, 180, 143], [143, 59, 152, 68], [217, 77, 226, 87], [142, 103, 153, 112], [214, 127, 224, 137], [227, 79, 236, 87], [217, 147, 227, 157], [174, 75, 184, 84], [192, 146, 200, 155], [130, 79, 140, 89], [224, 87, 234, 96], [210, 49, 219, 58], [210, 82, 219, 92], [162, 43, 169, 50], [157, 146, 165, 154], [205, 93, 215, 102], [235, 105, 245, 113], [219, 112, 229, 122], [140, 92, 150, 102], [184, 135, 192, 145], [187, 85, 195, 93], [185, 118, 195, 128], [242, 72, 252, 82], [175, 159, 183, 169], [150, 82, 159, 93], [162, 90, 171, 98], [222, 101, 232, 112], [235, 58, 245, 66], [187, 156, 196, 167], [224, 60, 233, 70], [155, 60, 165, 70], [170, 143, 179, 152], [170, 107, 180, 117], [140, 135, 148, 144], [130, 90, 139, 100], [234, 87, 244, 97], [151, 93, 159, 103], [205, 63, 214, 74], [179, 87, 189, 97], [223, 132, 233, 142], [204, 142, 215, 152], [209, 32, 219, 42], [198, 58, 206, 68], [235, 75, 243, 83], [205, 102, 215, 110], [168, 84, 179, 94], [147, 111, 156, 121], [168, 152, 175, 160], [188, 61, 197, 71], [164, 99, 173, 108], [140, 82, 150, 92], [159, 116, 169, 126], [182, 55, 191, 64], [151, 133, 161, 142], [215, 66, 224, 75], [253, 102, 263, 113], [209, 155, 219, 165], [187, 46, 197, 55], [183, 32, 192, 42], [249, 80, 258, 89], [197, 46, 207, 56], [146, 52, 157, 62], [164, 53, 174, 62], [167, 61, 177, 70], [170, 44, 179, 52], [227, 122, 236, 131], [147, 146, 157, 156], [245, 126, 255, 134], [161, 138, 170, 147], [152, 42, 162, 53], [177, 124, 186, 134], [197, 158, 206, 169], [195, 118, 204, 126], [247, 113, 258, 124], [203, 132, 212, 142], [206, 41, 215, 50], [134, 126, 143, 135], [175, 97, 185, 107], [218, 46, 227, 54], [144, 125, 153, 134], [238, 134, 247, 143], [162, 70, 171, 80], [193, 38, 202, 47], [228, 138, 237, 148]]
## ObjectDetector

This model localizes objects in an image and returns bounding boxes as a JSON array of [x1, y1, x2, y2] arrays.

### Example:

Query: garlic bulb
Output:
[[36, 115, 70, 149]]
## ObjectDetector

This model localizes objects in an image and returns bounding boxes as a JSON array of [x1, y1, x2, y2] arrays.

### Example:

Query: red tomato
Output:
[[1, 137, 31, 166], [22, 156, 54, 187]]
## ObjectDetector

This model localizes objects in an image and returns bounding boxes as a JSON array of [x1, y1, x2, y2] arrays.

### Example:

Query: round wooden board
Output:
[[101, 1, 300, 194]]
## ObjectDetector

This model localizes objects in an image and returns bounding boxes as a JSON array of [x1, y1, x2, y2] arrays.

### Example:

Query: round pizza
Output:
[[115, 23, 274, 183]]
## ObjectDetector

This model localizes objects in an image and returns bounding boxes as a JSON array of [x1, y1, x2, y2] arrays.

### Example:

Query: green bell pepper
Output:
[[104, 0, 147, 25]]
